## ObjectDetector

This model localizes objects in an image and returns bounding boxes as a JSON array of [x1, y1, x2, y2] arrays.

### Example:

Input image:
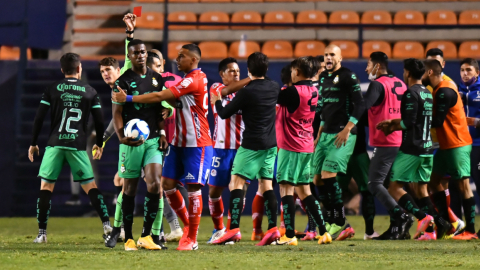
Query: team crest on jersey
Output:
[[152, 77, 158, 87], [180, 78, 193, 88], [333, 75, 339, 84], [211, 169, 217, 177], [121, 164, 126, 173]]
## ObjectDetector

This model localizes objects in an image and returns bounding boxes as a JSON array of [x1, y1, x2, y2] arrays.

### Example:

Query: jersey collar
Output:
[[293, 80, 312, 86], [186, 68, 201, 75]]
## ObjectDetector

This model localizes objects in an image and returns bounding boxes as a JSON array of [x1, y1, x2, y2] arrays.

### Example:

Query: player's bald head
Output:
[[324, 45, 342, 72], [325, 45, 342, 57]]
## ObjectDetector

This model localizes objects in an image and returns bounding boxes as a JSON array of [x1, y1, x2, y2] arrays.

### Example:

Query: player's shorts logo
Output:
[[186, 173, 195, 180], [211, 169, 217, 177], [121, 164, 126, 173]]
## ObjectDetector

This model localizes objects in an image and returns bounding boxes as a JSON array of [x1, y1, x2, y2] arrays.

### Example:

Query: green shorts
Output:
[[38, 147, 94, 183], [118, 137, 163, 179], [432, 145, 471, 180], [312, 133, 357, 175], [337, 151, 370, 192], [276, 148, 312, 186], [391, 151, 433, 183], [231, 146, 277, 180]]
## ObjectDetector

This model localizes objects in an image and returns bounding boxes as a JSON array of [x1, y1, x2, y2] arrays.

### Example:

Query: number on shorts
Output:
[[212, 157, 221, 168]]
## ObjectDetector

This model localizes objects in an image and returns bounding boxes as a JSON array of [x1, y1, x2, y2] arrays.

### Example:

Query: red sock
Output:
[[445, 189, 459, 223], [252, 193, 264, 233], [165, 188, 189, 226], [227, 210, 231, 231], [209, 196, 224, 230], [188, 191, 202, 242], [280, 202, 285, 229]]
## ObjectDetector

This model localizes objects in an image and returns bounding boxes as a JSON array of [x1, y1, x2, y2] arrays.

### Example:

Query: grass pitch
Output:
[[1, 216, 480, 270]]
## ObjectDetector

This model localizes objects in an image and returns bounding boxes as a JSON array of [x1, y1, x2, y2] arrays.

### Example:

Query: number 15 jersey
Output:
[[169, 69, 211, 147], [41, 78, 101, 151]]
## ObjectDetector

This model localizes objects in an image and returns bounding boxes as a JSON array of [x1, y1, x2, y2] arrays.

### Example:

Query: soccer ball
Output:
[[124, 119, 150, 142]]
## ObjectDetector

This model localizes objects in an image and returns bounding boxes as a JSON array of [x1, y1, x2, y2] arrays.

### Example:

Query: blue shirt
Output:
[[459, 78, 480, 146]]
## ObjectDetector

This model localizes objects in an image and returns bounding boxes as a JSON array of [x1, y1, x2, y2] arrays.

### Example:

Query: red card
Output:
[[133, 6, 142, 17]]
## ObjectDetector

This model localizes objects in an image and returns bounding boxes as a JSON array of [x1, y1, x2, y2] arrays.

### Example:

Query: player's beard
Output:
[[422, 77, 431, 87], [326, 61, 338, 72]]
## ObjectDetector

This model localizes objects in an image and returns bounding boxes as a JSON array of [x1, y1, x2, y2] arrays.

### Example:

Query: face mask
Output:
[[463, 76, 478, 87], [368, 64, 378, 81]]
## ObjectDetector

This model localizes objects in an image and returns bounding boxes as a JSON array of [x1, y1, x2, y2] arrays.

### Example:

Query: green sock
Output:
[[114, 192, 123, 228], [151, 198, 164, 236]]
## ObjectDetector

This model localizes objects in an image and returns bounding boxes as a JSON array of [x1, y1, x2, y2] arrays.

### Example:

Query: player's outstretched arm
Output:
[[214, 88, 246, 119], [221, 77, 251, 96], [29, 103, 49, 162], [112, 86, 175, 104], [120, 13, 136, 74], [91, 105, 105, 160]]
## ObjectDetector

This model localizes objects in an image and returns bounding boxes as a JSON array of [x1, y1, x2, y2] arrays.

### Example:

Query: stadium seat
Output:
[[426, 10, 457, 25], [0, 46, 32, 60], [198, 42, 228, 59], [329, 41, 359, 59], [168, 0, 199, 2], [361, 11, 392, 25], [233, 0, 263, 3], [136, 0, 164, 2], [294, 41, 326, 57], [393, 0, 424, 2], [393, 10, 425, 25], [296, 10, 328, 27], [426, 41, 457, 59], [229, 41, 261, 58], [392, 41, 424, 59], [459, 41, 480, 58], [265, 0, 295, 2], [459, 11, 480, 25], [167, 11, 197, 30], [231, 11, 262, 30], [262, 41, 293, 59], [329, 0, 360, 2], [362, 41, 392, 58], [426, 0, 456, 2], [198, 11, 229, 30], [136, 12, 164, 29], [168, 42, 191, 59], [297, 0, 328, 2], [362, 0, 392, 2], [329, 11, 360, 25], [264, 11, 295, 29], [200, 0, 230, 2]]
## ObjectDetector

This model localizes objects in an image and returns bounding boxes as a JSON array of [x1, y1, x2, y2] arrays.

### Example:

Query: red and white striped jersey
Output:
[[169, 69, 212, 147], [211, 83, 244, 149]]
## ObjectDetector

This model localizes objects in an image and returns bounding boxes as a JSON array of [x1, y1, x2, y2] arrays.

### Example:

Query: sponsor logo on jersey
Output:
[[57, 83, 86, 92], [130, 82, 137, 88], [185, 173, 195, 180], [152, 77, 158, 87], [180, 78, 193, 88], [59, 134, 77, 140], [193, 112, 202, 139], [61, 93, 82, 102], [333, 75, 339, 84]]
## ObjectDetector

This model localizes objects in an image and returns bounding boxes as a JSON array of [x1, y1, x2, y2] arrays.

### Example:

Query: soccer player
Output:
[[112, 44, 212, 251], [210, 52, 281, 246], [29, 53, 110, 243], [111, 39, 170, 250], [460, 60, 480, 236], [424, 48, 464, 237], [312, 45, 365, 240], [363, 52, 410, 240], [376, 58, 435, 240], [423, 59, 476, 240], [145, 49, 187, 242], [274, 56, 332, 246], [207, 57, 248, 243]]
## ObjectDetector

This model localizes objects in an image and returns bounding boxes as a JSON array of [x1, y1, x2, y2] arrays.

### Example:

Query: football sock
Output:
[[280, 202, 285, 229], [37, 190, 52, 230], [163, 196, 181, 231], [263, 190, 278, 230], [87, 188, 110, 223], [209, 196, 225, 230], [141, 192, 159, 237], [398, 193, 427, 220], [303, 195, 327, 235], [281, 195, 295, 238], [388, 205, 405, 223], [229, 189, 244, 230], [188, 190, 203, 242], [252, 192, 265, 233], [151, 198, 164, 237], [227, 210, 231, 230], [122, 193, 135, 241], [361, 191, 376, 235], [299, 199, 316, 232], [463, 197, 476, 233], [115, 185, 122, 194], [445, 189, 460, 223], [165, 188, 189, 226], [323, 177, 345, 226], [431, 191, 449, 221], [315, 183, 332, 223], [114, 192, 123, 228], [178, 184, 189, 210], [418, 196, 436, 232]]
